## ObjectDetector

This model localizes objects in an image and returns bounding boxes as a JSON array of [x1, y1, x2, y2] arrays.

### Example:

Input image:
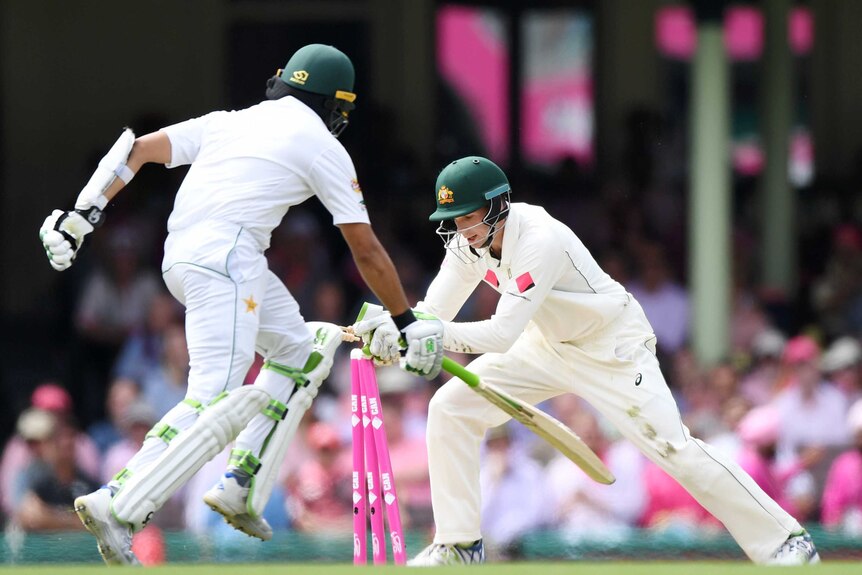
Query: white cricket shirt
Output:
[[417, 203, 630, 353], [159, 96, 368, 274]]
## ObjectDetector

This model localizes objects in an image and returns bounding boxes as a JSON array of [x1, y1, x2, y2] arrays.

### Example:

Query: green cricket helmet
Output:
[[267, 44, 357, 137], [430, 156, 511, 221], [430, 156, 511, 261]]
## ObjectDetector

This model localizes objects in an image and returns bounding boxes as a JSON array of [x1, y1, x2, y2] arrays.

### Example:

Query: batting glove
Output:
[[38, 207, 103, 271], [351, 303, 402, 364], [400, 312, 444, 380]]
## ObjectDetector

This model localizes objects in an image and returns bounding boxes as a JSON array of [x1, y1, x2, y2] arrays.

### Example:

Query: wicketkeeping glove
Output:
[[38, 207, 104, 271], [351, 303, 402, 364], [400, 312, 444, 380]]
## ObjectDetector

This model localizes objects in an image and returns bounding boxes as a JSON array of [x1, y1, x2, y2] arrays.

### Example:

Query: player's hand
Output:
[[400, 313, 444, 380], [39, 209, 99, 271], [351, 303, 402, 363]]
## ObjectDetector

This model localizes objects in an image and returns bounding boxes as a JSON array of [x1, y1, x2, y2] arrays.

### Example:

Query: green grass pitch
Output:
[[0, 562, 856, 575]]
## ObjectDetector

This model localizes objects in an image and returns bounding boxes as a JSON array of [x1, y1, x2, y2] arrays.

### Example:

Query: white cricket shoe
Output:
[[768, 530, 821, 565], [407, 540, 485, 566], [74, 488, 139, 566], [203, 473, 273, 541]]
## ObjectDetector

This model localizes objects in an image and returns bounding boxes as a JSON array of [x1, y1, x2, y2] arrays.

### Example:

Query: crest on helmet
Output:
[[289, 70, 309, 85], [437, 185, 454, 205]]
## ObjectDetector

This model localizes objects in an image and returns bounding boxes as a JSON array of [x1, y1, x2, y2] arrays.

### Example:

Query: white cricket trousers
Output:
[[427, 300, 802, 564], [119, 257, 312, 482]]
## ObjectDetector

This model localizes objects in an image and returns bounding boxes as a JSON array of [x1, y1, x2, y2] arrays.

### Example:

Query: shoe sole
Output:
[[74, 496, 139, 566], [203, 492, 271, 542]]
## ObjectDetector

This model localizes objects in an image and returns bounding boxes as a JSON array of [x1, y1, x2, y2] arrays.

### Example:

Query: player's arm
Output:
[[340, 222, 444, 378], [442, 237, 565, 354], [415, 253, 484, 321], [38, 130, 172, 272], [338, 222, 412, 316], [102, 131, 172, 202]]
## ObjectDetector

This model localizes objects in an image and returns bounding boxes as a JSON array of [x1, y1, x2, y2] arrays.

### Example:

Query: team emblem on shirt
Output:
[[437, 185, 454, 205], [289, 70, 309, 85], [243, 295, 258, 314], [515, 272, 535, 293]]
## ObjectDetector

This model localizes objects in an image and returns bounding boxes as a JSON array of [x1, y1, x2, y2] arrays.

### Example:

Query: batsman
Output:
[[38, 44, 443, 565], [355, 156, 820, 566]]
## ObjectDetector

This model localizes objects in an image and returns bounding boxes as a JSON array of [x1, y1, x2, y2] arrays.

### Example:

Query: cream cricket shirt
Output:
[[159, 96, 369, 276], [417, 203, 630, 354]]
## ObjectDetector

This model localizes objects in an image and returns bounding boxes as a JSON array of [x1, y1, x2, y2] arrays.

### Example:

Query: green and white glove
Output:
[[399, 311, 444, 380], [351, 303, 402, 364]]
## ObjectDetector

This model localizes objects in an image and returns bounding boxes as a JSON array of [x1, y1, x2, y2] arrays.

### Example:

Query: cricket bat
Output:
[[441, 357, 616, 485]]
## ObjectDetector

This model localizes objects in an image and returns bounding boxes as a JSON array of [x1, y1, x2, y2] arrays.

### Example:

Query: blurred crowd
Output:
[[3, 104, 862, 561]]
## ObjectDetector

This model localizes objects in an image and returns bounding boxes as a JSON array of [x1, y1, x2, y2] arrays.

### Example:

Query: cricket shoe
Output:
[[203, 472, 272, 541], [768, 530, 821, 565], [74, 488, 140, 566], [407, 539, 485, 566]]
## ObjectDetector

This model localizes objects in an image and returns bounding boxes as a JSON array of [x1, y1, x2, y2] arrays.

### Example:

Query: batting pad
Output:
[[111, 385, 270, 531], [248, 321, 344, 517]]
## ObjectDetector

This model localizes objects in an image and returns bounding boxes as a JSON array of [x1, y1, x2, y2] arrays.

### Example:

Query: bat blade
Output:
[[441, 357, 615, 485]]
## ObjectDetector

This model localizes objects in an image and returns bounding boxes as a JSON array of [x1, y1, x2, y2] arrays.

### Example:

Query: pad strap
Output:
[[262, 360, 308, 386], [262, 399, 288, 421], [229, 448, 262, 476], [146, 423, 180, 444]]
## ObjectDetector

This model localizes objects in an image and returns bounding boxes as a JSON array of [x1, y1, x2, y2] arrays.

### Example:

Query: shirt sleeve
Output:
[[308, 145, 370, 225], [415, 253, 483, 322], [159, 113, 215, 168], [441, 231, 566, 354]]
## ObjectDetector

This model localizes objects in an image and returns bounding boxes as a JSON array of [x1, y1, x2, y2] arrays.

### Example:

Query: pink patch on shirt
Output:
[[515, 272, 535, 293], [484, 269, 499, 288]]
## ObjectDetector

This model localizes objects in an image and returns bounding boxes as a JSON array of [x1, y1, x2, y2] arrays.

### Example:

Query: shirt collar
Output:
[[485, 203, 519, 268]]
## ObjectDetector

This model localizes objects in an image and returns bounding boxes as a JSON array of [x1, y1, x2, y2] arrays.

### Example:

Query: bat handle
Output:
[[441, 357, 480, 389]]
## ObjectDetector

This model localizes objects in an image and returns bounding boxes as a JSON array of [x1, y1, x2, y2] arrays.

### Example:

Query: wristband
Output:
[[391, 309, 418, 332]]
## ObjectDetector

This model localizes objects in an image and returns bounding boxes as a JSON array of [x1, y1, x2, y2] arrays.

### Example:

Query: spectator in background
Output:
[[811, 224, 862, 339], [627, 241, 690, 358], [113, 290, 184, 383], [546, 409, 645, 545], [72, 226, 161, 424], [13, 409, 100, 531], [286, 422, 352, 534], [704, 395, 752, 462], [639, 461, 721, 536], [87, 377, 143, 454], [101, 401, 158, 484], [820, 336, 862, 405], [266, 212, 332, 314], [0, 383, 99, 518], [771, 335, 849, 463], [684, 362, 740, 441], [479, 424, 549, 558], [140, 324, 190, 417], [736, 405, 815, 519], [740, 328, 786, 406], [820, 399, 862, 534]]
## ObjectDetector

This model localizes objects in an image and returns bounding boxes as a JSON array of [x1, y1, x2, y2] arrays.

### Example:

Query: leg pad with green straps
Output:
[[110, 385, 270, 532], [247, 321, 344, 517]]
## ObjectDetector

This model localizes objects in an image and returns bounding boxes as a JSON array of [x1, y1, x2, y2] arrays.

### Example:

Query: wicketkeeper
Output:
[[38, 44, 444, 565], [355, 156, 820, 566]]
